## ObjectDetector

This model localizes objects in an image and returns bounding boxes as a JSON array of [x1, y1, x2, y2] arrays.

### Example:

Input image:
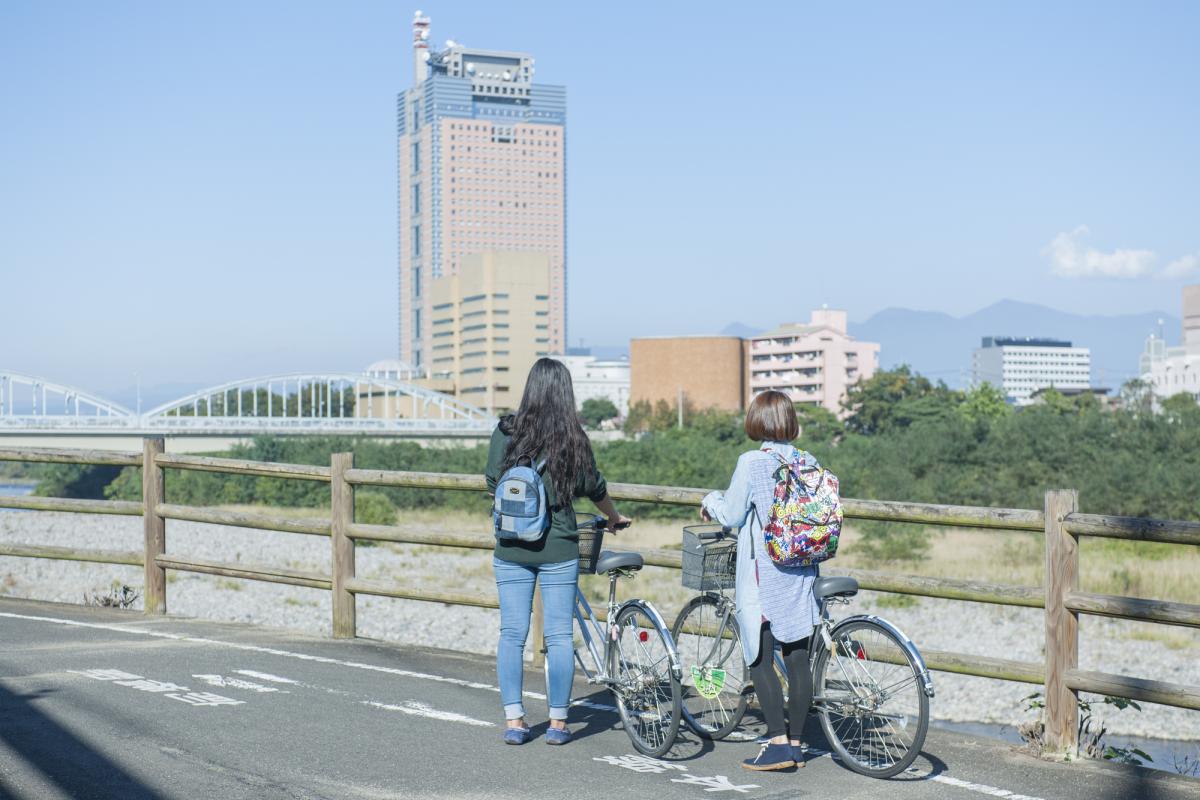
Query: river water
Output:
[[0, 482, 35, 510]]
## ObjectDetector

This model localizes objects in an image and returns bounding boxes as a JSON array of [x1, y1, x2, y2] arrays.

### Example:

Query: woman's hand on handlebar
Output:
[[607, 514, 632, 532], [700, 507, 713, 522]]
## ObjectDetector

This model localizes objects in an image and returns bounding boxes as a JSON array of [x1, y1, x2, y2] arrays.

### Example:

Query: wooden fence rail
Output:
[[0, 440, 1197, 755]]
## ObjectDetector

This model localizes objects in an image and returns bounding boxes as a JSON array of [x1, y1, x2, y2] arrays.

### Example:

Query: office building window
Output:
[[413, 309, 421, 338], [412, 225, 421, 257], [412, 183, 421, 214], [411, 142, 420, 173], [412, 267, 421, 298]]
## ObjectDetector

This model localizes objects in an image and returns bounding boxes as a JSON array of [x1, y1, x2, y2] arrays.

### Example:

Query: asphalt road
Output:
[[0, 597, 1196, 800]]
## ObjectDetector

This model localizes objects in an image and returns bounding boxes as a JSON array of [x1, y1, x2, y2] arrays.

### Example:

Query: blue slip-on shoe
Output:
[[503, 726, 532, 745], [742, 742, 796, 771], [790, 744, 807, 767], [545, 726, 573, 746]]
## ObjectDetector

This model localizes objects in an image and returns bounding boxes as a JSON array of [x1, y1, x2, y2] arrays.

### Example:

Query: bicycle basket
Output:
[[576, 517, 605, 575], [681, 524, 737, 591]]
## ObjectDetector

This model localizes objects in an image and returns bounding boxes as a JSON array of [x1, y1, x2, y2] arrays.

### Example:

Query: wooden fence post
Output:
[[1044, 489, 1080, 754], [530, 583, 546, 668], [142, 437, 167, 615], [331, 452, 356, 638]]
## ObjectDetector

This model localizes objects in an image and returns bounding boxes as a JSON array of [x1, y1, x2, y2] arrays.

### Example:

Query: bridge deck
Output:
[[0, 597, 1195, 800]]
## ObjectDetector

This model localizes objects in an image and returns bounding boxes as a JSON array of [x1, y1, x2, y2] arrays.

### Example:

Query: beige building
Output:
[[630, 337, 749, 413], [748, 309, 880, 414], [398, 14, 566, 371], [428, 250, 551, 413]]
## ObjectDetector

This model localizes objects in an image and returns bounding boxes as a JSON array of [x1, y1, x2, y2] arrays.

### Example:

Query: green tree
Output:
[[843, 366, 962, 435], [794, 403, 843, 444], [579, 397, 619, 429], [959, 382, 1011, 424]]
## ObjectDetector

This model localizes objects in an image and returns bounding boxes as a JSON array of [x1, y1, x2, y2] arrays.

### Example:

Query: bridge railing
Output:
[[1, 438, 1198, 756]]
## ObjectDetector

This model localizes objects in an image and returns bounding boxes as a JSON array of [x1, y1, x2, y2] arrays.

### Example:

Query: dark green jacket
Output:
[[485, 425, 608, 565]]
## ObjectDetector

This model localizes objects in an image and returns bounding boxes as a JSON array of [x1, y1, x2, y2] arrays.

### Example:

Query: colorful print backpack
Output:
[[761, 448, 842, 566]]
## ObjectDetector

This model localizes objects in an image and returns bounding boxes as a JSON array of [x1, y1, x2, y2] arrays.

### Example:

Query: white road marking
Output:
[[232, 670, 298, 685], [193, 674, 282, 693], [668, 774, 759, 793], [928, 774, 1045, 800], [363, 700, 493, 727]]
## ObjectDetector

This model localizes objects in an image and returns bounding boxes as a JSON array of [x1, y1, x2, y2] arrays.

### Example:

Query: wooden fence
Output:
[[1, 439, 1198, 755]]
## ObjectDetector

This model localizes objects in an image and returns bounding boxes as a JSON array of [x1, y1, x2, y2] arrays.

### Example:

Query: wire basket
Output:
[[681, 524, 738, 591], [576, 514, 605, 575]]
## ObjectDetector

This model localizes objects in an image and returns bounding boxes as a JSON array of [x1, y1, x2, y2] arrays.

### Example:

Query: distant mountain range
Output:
[[723, 300, 1181, 390]]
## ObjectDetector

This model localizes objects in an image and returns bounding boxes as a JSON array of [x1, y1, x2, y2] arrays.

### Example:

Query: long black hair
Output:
[[499, 358, 594, 504]]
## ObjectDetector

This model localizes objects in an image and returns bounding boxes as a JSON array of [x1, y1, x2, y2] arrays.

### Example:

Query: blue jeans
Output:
[[493, 556, 578, 721]]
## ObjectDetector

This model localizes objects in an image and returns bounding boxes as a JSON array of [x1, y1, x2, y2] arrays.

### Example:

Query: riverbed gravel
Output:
[[2, 510, 1197, 742]]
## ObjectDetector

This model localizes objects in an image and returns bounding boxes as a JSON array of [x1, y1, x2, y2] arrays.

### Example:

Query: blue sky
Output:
[[2, 1, 1198, 399]]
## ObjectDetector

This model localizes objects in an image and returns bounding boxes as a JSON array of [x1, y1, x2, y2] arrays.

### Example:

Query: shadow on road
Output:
[[0, 682, 168, 800]]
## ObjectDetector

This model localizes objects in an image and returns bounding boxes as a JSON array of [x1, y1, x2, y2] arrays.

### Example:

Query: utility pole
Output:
[[677, 386, 684, 429]]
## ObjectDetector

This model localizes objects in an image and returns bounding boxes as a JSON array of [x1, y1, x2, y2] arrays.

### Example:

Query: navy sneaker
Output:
[[790, 743, 807, 767], [503, 725, 532, 745], [742, 742, 795, 771], [545, 726, 572, 745]]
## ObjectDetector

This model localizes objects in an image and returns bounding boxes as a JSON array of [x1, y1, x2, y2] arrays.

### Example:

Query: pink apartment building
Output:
[[748, 309, 880, 414], [397, 13, 566, 371]]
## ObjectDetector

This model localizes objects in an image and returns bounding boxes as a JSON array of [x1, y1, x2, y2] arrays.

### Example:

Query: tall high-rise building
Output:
[[398, 11, 567, 371]]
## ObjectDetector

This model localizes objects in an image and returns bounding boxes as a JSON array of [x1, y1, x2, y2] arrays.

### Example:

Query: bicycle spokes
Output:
[[816, 621, 927, 777]]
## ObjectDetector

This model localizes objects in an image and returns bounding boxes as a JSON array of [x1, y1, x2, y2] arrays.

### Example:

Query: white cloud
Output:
[[1162, 253, 1200, 279], [1043, 225, 1157, 279]]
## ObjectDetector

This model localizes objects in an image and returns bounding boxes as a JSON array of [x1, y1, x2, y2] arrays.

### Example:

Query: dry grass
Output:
[[211, 506, 1200, 607]]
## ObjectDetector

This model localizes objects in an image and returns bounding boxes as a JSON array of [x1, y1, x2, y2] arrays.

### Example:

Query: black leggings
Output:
[[749, 623, 812, 740]]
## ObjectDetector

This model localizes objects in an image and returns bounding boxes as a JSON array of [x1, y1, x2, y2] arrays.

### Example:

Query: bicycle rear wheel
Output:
[[672, 594, 748, 739], [609, 601, 683, 757], [812, 619, 929, 778]]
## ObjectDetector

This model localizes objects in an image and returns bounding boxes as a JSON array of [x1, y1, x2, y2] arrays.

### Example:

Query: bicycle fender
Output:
[[830, 614, 935, 699], [616, 599, 683, 681]]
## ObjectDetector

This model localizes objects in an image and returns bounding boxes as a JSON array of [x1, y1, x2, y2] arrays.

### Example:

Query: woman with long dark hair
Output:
[[485, 358, 629, 745]]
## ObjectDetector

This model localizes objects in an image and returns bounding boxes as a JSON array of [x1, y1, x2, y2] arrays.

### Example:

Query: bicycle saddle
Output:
[[813, 576, 859, 599], [595, 550, 644, 574]]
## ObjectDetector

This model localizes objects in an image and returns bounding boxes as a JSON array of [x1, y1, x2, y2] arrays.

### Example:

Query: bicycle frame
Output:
[[783, 598, 936, 711], [574, 571, 682, 686]]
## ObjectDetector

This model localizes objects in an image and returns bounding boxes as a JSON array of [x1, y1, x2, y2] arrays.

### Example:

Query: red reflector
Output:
[[856, 648, 866, 660], [638, 631, 649, 642]]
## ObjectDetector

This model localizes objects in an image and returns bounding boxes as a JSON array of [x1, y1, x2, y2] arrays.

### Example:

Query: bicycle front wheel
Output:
[[609, 602, 683, 757], [813, 619, 929, 779], [672, 594, 749, 739]]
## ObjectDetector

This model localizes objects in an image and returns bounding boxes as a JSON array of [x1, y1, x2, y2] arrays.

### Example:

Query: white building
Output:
[[972, 337, 1091, 406], [550, 354, 631, 416], [1139, 285, 1200, 402]]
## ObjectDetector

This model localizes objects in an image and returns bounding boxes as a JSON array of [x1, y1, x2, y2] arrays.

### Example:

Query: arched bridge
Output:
[[0, 370, 493, 438]]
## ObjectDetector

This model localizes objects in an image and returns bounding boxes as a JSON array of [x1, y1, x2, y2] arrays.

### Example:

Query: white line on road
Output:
[[233, 670, 298, 685], [363, 700, 493, 727], [928, 774, 1045, 800]]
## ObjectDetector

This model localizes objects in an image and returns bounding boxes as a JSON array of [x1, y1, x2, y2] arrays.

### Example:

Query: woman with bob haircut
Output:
[[485, 358, 630, 745], [701, 390, 822, 771]]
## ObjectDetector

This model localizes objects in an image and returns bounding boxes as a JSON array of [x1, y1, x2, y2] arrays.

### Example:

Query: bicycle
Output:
[[571, 514, 684, 757], [671, 523, 935, 779]]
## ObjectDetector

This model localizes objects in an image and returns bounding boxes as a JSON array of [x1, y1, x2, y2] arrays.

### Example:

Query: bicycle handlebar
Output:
[[575, 513, 629, 533]]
